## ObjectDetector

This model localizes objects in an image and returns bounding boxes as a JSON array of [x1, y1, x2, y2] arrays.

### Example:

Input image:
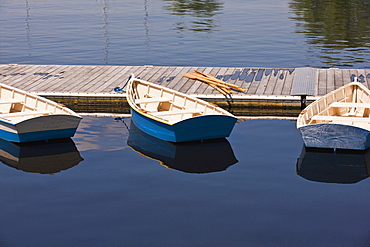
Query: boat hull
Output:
[[299, 123, 370, 150], [131, 108, 237, 142], [0, 115, 81, 143]]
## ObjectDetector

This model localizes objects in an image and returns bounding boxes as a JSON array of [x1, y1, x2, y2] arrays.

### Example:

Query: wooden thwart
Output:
[[150, 109, 203, 116], [329, 102, 370, 108], [0, 99, 23, 104], [135, 97, 171, 104], [311, 115, 370, 123], [0, 110, 51, 118]]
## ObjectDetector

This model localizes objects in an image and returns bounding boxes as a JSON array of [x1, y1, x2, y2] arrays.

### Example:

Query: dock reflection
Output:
[[0, 138, 83, 174], [127, 122, 238, 173], [296, 146, 370, 184]]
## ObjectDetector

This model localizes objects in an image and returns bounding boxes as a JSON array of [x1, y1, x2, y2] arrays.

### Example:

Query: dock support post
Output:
[[300, 95, 307, 110]]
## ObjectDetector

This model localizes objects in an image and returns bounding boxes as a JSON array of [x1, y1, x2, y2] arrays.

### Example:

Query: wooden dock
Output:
[[0, 64, 369, 115]]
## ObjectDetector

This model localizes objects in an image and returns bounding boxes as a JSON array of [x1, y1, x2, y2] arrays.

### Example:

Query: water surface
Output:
[[0, 117, 369, 247], [1, 0, 370, 67]]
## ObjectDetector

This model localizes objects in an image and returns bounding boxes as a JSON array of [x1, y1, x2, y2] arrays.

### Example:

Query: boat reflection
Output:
[[0, 138, 83, 174], [296, 146, 370, 184], [127, 122, 238, 173]]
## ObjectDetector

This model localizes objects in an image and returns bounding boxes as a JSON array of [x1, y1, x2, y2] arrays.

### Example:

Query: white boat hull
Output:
[[297, 81, 370, 150], [0, 83, 81, 143]]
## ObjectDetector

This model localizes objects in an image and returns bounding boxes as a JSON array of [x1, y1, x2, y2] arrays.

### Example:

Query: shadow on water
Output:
[[289, 0, 370, 67], [296, 146, 370, 184], [127, 121, 238, 173], [163, 0, 223, 36], [0, 138, 83, 174]]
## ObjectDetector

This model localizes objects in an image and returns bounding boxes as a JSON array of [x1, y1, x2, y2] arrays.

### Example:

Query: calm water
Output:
[[0, 116, 370, 247], [1, 0, 370, 68], [1, 0, 370, 246]]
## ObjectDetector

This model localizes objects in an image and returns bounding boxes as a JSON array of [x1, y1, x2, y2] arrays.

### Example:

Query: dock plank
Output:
[[203, 67, 228, 95], [1, 65, 43, 89], [272, 69, 288, 95], [366, 69, 370, 87], [317, 69, 326, 96], [245, 68, 260, 95], [161, 67, 186, 88], [282, 69, 295, 95], [97, 66, 134, 93], [186, 67, 212, 95], [255, 69, 272, 95], [197, 67, 222, 94], [173, 67, 200, 92], [334, 69, 344, 88], [51, 65, 98, 92], [150, 67, 174, 85], [23, 65, 68, 91], [358, 69, 368, 87], [56, 65, 97, 92], [88, 66, 130, 93], [165, 67, 194, 91], [326, 69, 335, 93], [263, 69, 279, 95], [42, 65, 85, 92]]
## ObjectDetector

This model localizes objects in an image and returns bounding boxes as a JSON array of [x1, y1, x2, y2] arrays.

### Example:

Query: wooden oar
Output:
[[183, 72, 231, 90], [194, 70, 246, 92], [208, 83, 231, 95]]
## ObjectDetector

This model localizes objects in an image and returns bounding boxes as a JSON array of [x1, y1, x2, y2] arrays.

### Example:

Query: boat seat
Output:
[[0, 99, 23, 104], [0, 110, 51, 119], [311, 115, 370, 123], [329, 102, 370, 108], [135, 97, 171, 104], [0, 99, 24, 113], [150, 109, 203, 117], [330, 102, 370, 117]]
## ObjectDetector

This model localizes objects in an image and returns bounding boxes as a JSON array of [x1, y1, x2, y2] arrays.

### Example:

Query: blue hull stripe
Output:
[[0, 128, 78, 143], [131, 109, 237, 142]]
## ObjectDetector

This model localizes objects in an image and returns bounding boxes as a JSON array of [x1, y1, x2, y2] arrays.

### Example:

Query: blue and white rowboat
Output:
[[0, 83, 82, 143], [297, 80, 370, 150], [126, 75, 237, 142]]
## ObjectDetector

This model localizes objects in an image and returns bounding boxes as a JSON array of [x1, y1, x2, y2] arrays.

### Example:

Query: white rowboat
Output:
[[0, 83, 82, 143], [126, 75, 237, 142], [297, 80, 370, 150]]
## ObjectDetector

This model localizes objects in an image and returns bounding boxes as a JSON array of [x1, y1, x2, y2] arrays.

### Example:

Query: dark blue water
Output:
[[1, 0, 370, 68], [0, 116, 369, 247], [2, 1, 370, 246]]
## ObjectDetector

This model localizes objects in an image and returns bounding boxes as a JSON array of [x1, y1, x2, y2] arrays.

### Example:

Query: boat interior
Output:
[[299, 83, 370, 129], [131, 80, 226, 123], [0, 85, 68, 123]]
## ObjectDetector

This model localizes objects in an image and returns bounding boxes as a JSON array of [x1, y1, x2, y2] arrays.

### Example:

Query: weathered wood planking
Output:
[[1, 65, 370, 99]]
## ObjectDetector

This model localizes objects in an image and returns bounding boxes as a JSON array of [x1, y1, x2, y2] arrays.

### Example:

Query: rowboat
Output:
[[297, 80, 370, 150], [127, 121, 238, 173], [126, 75, 237, 142], [296, 146, 370, 184], [0, 138, 83, 174], [0, 83, 82, 143]]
